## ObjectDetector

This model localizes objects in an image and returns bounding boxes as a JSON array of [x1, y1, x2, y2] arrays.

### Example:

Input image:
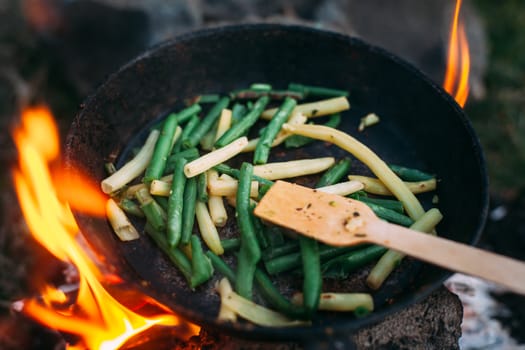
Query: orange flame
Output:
[[12, 106, 199, 349], [443, 0, 471, 107]]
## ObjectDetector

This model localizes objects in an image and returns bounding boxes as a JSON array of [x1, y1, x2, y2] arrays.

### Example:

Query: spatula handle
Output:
[[370, 221, 525, 295]]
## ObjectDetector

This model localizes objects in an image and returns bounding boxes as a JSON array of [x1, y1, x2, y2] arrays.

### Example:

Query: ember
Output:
[[11, 106, 199, 349]]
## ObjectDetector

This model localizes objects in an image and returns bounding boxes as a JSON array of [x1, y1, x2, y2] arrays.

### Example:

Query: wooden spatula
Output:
[[254, 180, 525, 295]]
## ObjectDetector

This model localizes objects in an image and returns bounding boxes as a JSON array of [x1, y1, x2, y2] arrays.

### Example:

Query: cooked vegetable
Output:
[[207, 176, 259, 197], [284, 113, 341, 148], [206, 169, 228, 227], [298, 237, 321, 316], [215, 109, 233, 142], [388, 164, 435, 182], [197, 172, 209, 203], [254, 97, 297, 164], [291, 292, 373, 313], [103, 83, 442, 327], [167, 158, 187, 247], [316, 181, 364, 196], [184, 96, 230, 148], [348, 175, 437, 196], [234, 163, 261, 299], [252, 157, 335, 180], [116, 197, 144, 218], [135, 187, 166, 232], [316, 158, 352, 187], [358, 113, 380, 132], [181, 176, 197, 244], [189, 234, 214, 288], [106, 198, 139, 241], [287, 83, 349, 98], [101, 129, 159, 194], [217, 278, 308, 327], [144, 114, 180, 185], [172, 103, 202, 124], [261, 96, 350, 120], [195, 201, 223, 255], [184, 137, 248, 178], [215, 96, 269, 148], [358, 197, 404, 213], [213, 163, 274, 187]]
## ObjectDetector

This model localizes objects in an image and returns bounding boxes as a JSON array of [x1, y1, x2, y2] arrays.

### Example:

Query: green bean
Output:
[[197, 172, 208, 203], [144, 223, 192, 283], [153, 195, 169, 212], [254, 97, 297, 164], [348, 190, 368, 200], [388, 164, 435, 181], [264, 245, 357, 275], [262, 240, 299, 261], [105, 162, 117, 175], [181, 176, 197, 245], [264, 225, 285, 247], [251, 209, 269, 249], [183, 97, 230, 148], [196, 94, 221, 104], [231, 103, 247, 124], [284, 113, 341, 148], [117, 197, 143, 217], [287, 83, 349, 98], [163, 107, 198, 153], [254, 268, 307, 319], [143, 113, 179, 184], [230, 89, 304, 100], [213, 163, 274, 187], [167, 158, 187, 247], [135, 187, 166, 232], [215, 96, 269, 148], [174, 103, 202, 124], [206, 251, 236, 283], [316, 157, 352, 187], [179, 115, 200, 150], [359, 197, 404, 213], [221, 238, 241, 252], [235, 249, 257, 300], [235, 162, 261, 299], [250, 83, 272, 91], [164, 148, 200, 174], [321, 245, 387, 278], [361, 201, 414, 227], [298, 237, 321, 315], [189, 235, 214, 288]]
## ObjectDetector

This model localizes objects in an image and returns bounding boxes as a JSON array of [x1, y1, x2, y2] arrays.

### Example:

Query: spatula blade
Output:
[[254, 180, 376, 246]]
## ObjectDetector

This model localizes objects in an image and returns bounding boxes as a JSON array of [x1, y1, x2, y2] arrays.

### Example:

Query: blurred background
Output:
[[0, 0, 524, 348]]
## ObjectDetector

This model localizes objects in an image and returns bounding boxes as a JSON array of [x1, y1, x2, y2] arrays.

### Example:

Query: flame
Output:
[[12, 106, 199, 349], [443, 0, 471, 107]]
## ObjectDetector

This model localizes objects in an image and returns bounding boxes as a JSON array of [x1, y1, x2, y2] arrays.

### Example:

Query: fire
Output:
[[443, 0, 471, 107], [12, 106, 199, 349]]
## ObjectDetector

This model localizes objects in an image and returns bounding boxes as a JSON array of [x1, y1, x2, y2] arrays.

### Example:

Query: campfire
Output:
[[11, 106, 199, 349], [1, 0, 503, 349]]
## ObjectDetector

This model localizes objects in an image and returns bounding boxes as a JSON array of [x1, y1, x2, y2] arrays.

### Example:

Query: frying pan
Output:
[[64, 24, 488, 344]]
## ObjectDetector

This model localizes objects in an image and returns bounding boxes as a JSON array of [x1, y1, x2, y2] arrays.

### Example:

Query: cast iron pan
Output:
[[64, 24, 488, 343]]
